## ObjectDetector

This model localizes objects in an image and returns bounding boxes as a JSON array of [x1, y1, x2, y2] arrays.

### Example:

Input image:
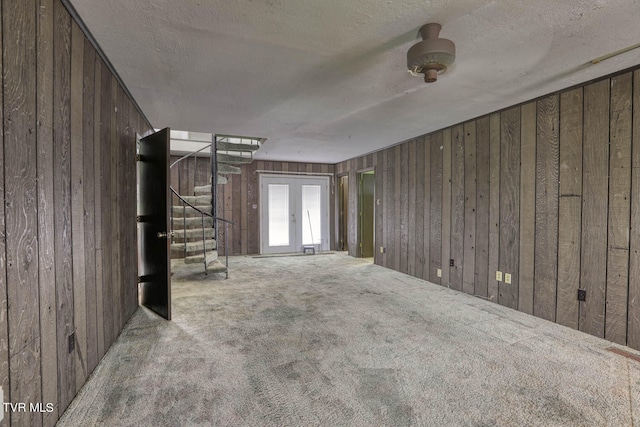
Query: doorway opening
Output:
[[358, 170, 375, 259], [259, 174, 330, 254], [338, 175, 349, 252]]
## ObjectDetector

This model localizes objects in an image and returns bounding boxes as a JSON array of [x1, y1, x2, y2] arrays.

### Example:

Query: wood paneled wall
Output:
[[337, 67, 640, 351], [0, 1, 152, 425], [218, 161, 335, 255], [169, 155, 211, 199]]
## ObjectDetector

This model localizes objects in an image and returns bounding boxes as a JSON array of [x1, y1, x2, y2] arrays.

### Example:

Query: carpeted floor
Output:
[[58, 253, 640, 426]]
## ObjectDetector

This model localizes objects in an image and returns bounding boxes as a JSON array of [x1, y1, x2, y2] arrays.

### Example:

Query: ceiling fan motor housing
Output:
[[407, 23, 456, 83]]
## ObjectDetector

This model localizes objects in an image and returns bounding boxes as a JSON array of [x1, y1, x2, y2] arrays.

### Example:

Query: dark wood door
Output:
[[138, 128, 171, 320]]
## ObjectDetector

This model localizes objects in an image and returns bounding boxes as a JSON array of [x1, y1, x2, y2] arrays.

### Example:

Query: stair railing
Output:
[[169, 143, 233, 277], [169, 188, 233, 278]]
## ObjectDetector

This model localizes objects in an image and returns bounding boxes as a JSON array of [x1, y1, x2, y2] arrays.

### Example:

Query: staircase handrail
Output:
[[169, 143, 212, 169]]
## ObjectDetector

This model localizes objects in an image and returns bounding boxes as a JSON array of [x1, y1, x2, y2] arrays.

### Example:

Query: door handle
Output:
[[157, 231, 174, 239]]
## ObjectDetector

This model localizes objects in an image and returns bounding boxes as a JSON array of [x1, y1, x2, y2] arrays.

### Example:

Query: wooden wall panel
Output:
[[580, 79, 610, 338], [110, 78, 121, 338], [53, 1, 75, 411], [71, 20, 88, 391], [499, 106, 520, 309], [246, 161, 259, 255], [441, 129, 452, 287], [82, 37, 98, 378], [488, 113, 501, 302], [398, 145, 407, 272], [534, 95, 560, 322], [37, 0, 58, 423], [475, 116, 490, 298], [375, 152, 384, 265], [4, 0, 41, 424], [232, 168, 242, 255], [605, 72, 632, 344], [463, 122, 477, 295], [124, 93, 134, 322], [388, 147, 398, 271], [408, 140, 417, 276], [450, 125, 464, 291], [430, 133, 443, 285], [519, 102, 536, 315], [557, 88, 583, 330], [421, 136, 430, 282], [382, 149, 390, 267], [224, 173, 233, 253], [99, 61, 114, 355], [629, 69, 640, 349], [93, 58, 103, 367], [0, 4, 8, 417], [241, 162, 249, 254]]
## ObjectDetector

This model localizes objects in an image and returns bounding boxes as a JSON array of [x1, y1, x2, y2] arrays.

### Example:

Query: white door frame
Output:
[[259, 174, 330, 254]]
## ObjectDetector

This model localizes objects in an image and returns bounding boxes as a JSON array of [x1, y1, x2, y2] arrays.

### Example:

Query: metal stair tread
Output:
[[216, 153, 252, 164], [217, 141, 260, 152]]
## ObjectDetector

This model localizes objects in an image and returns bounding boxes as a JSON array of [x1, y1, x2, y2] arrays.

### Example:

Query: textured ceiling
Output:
[[70, 0, 640, 163]]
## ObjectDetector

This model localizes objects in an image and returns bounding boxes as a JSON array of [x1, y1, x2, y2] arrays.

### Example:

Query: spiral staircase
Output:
[[169, 133, 264, 277]]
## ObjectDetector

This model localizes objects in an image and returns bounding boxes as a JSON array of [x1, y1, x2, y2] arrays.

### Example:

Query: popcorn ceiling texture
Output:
[[69, 0, 640, 163], [59, 253, 640, 426]]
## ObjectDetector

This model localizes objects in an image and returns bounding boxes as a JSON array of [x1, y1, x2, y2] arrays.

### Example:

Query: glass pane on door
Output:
[[268, 184, 289, 246], [302, 185, 321, 245]]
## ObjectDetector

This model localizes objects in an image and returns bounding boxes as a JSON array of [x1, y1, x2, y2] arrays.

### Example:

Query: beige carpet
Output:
[[59, 253, 640, 426]]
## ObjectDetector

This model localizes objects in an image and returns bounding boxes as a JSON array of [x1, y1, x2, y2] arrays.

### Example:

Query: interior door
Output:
[[138, 128, 171, 320], [260, 175, 329, 254]]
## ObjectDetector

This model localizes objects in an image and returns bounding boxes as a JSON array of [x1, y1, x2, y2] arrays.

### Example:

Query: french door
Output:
[[260, 175, 330, 254]]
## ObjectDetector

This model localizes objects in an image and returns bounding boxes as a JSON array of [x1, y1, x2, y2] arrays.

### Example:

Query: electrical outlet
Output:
[[496, 271, 503, 282], [449, 259, 454, 267], [380, 247, 386, 254], [437, 268, 442, 277], [505, 273, 512, 284]]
